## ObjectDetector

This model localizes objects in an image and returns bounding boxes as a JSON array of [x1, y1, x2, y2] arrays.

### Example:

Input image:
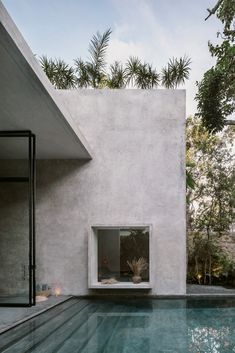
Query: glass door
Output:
[[0, 131, 36, 306]]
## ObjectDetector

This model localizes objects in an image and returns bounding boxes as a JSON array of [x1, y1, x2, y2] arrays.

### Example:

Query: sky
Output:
[[2, 0, 223, 116]]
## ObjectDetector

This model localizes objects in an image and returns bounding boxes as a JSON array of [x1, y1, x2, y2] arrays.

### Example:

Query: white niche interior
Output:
[[88, 226, 152, 289]]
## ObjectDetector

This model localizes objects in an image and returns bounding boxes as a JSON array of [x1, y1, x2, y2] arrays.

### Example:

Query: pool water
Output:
[[0, 298, 235, 352]]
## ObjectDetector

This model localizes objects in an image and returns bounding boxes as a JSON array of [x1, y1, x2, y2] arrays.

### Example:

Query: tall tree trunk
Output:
[[204, 259, 207, 284], [208, 253, 212, 285]]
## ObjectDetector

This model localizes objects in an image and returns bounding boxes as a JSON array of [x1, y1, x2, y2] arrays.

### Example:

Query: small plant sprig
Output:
[[127, 257, 148, 276]]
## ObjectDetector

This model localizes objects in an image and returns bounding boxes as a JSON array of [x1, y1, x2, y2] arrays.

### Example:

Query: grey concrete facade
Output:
[[0, 0, 186, 297], [0, 90, 186, 296], [34, 90, 186, 296]]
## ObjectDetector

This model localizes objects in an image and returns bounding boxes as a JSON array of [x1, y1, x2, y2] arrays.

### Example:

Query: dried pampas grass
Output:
[[127, 257, 148, 276]]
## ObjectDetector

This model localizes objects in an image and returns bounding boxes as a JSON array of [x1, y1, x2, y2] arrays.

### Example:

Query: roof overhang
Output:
[[0, 1, 92, 159]]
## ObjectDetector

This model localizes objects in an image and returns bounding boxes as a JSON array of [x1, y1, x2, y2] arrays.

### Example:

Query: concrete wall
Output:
[[35, 90, 186, 295]]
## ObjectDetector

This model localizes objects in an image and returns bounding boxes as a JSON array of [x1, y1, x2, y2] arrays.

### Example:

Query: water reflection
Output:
[[92, 315, 150, 353], [189, 326, 233, 353], [84, 299, 187, 353], [85, 300, 235, 353], [0, 298, 234, 353]]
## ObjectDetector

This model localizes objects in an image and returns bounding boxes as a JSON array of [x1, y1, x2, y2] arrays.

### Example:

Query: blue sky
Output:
[[2, 0, 222, 116]]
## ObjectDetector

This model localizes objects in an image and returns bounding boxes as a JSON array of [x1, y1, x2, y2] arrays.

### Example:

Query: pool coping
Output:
[[79, 294, 235, 299]]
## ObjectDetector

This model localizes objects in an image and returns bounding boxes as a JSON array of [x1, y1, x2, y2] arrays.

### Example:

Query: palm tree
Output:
[[105, 61, 127, 88], [40, 56, 56, 83], [125, 56, 142, 86], [40, 56, 76, 89], [125, 56, 160, 88], [74, 28, 112, 88], [135, 63, 160, 89], [161, 56, 191, 89], [40, 29, 191, 90], [74, 58, 90, 88]]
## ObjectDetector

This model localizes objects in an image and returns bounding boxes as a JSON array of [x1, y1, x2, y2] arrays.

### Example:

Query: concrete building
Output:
[[0, 1, 186, 306]]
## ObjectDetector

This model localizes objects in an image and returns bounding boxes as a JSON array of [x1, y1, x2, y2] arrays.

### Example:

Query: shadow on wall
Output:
[[0, 158, 90, 220], [0, 159, 91, 204], [36, 160, 90, 181]]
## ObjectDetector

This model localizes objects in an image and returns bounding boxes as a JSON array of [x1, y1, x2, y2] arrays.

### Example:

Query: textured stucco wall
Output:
[[35, 90, 186, 295]]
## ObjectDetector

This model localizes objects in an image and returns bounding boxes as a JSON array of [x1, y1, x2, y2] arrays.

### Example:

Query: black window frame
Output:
[[0, 130, 36, 307]]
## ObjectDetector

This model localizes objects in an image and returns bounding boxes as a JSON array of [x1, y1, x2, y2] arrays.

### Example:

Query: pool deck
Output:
[[0, 295, 71, 334], [187, 284, 235, 295]]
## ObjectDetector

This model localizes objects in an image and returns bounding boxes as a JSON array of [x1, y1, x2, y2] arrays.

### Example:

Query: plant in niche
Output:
[[127, 257, 148, 284]]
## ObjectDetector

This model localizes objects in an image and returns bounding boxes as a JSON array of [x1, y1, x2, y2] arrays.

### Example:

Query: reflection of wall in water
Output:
[[86, 300, 187, 352]]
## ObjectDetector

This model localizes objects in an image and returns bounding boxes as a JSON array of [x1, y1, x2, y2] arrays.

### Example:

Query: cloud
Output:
[[108, 0, 172, 66], [106, 0, 220, 116], [107, 36, 145, 65], [4, 0, 221, 116]]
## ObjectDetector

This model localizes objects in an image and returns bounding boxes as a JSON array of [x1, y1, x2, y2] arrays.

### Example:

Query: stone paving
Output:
[[187, 284, 235, 295]]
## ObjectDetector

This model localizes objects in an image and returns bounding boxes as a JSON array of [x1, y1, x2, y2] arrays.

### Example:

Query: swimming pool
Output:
[[0, 297, 235, 352]]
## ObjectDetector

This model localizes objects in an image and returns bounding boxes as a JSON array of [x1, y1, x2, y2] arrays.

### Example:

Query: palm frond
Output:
[[74, 58, 90, 88], [106, 61, 127, 88], [161, 66, 174, 89], [40, 56, 76, 89], [135, 63, 159, 89], [126, 57, 159, 89], [53, 59, 76, 89], [125, 56, 142, 86], [40, 55, 56, 83], [162, 56, 191, 89], [175, 55, 191, 86], [148, 65, 160, 88], [88, 28, 112, 72]]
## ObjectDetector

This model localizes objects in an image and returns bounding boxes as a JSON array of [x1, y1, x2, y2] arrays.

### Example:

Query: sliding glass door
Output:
[[0, 131, 35, 306]]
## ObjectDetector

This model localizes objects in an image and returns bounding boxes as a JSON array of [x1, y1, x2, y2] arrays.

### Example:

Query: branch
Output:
[[225, 120, 235, 125], [205, 0, 223, 21], [190, 188, 204, 203], [224, 29, 235, 37]]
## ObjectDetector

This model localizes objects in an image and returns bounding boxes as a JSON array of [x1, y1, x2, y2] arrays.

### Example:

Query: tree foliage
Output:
[[105, 61, 127, 89], [39, 56, 76, 89], [186, 116, 235, 284], [75, 28, 112, 88], [187, 116, 235, 234], [195, 0, 235, 133], [161, 56, 191, 89], [40, 29, 191, 90]]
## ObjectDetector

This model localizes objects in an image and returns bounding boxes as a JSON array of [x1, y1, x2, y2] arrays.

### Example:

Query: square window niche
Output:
[[89, 226, 152, 289]]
